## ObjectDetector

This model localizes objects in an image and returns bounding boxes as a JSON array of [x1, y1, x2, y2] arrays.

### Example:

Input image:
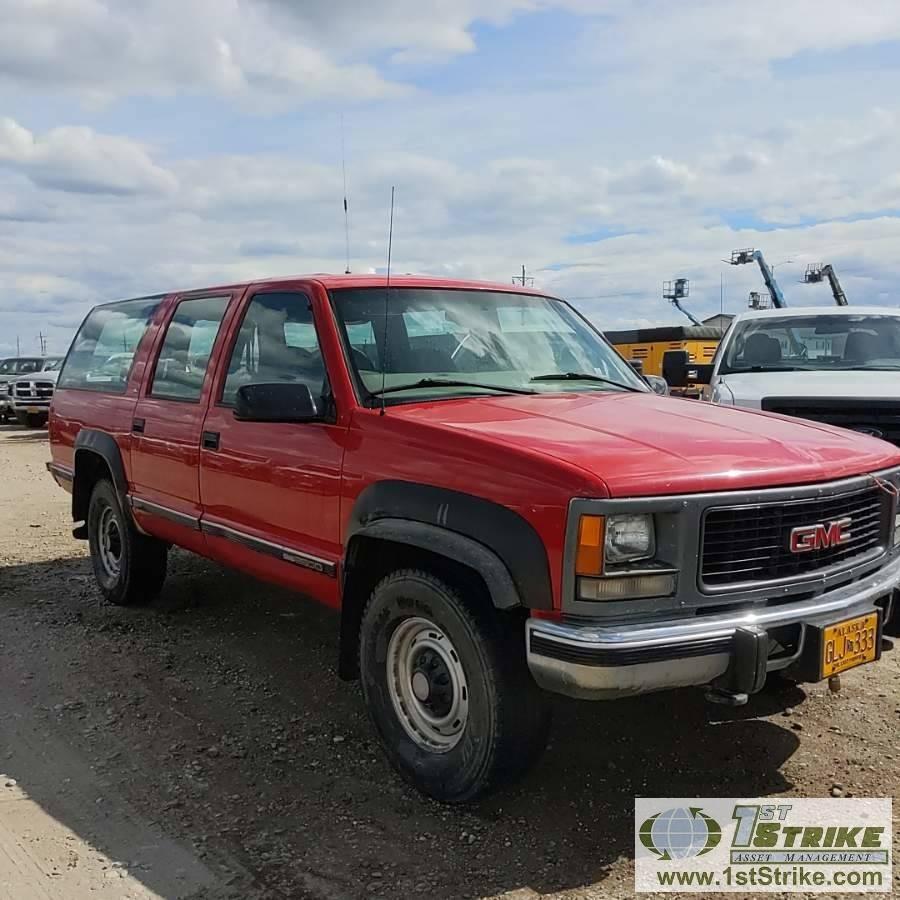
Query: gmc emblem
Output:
[[789, 517, 852, 553]]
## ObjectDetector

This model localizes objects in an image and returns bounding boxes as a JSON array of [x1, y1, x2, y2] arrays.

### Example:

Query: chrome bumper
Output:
[[527, 552, 900, 700], [12, 404, 50, 414]]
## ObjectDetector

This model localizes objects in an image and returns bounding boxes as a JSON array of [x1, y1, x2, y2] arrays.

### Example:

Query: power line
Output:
[[563, 290, 645, 301], [511, 264, 534, 287]]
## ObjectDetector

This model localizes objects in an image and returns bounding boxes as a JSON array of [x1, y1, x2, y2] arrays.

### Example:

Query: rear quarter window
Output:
[[58, 297, 162, 393]]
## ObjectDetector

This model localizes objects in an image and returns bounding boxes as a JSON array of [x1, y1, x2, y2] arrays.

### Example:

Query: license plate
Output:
[[821, 612, 879, 677], [26, 406, 41, 413]]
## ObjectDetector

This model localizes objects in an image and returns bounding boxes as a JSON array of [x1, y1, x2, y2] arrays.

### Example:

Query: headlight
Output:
[[574, 513, 672, 601], [575, 513, 657, 575], [605, 514, 655, 564]]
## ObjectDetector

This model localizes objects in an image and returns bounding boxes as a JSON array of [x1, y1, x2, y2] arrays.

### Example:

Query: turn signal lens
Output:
[[578, 572, 678, 601], [575, 515, 605, 576]]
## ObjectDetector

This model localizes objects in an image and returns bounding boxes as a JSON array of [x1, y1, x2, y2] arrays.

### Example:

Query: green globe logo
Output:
[[640, 807, 722, 860]]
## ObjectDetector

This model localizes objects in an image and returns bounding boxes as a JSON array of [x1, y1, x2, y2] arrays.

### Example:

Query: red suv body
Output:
[[48, 275, 900, 800]]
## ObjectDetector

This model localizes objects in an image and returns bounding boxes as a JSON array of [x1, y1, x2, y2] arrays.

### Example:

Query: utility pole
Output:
[[38, 332, 47, 356], [16, 335, 20, 356], [511, 265, 534, 287]]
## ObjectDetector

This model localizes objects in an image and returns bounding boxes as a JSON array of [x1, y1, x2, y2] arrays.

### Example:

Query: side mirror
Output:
[[644, 374, 669, 396], [628, 359, 644, 375], [662, 350, 689, 386], [234, 382, 321, 423], [662, 350, 713, 387]]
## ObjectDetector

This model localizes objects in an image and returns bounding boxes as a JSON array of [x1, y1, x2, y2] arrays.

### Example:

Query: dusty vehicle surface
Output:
[[0, 356, 48, 423], [10, 356, 63, 428], [48, 275, 900, 802]]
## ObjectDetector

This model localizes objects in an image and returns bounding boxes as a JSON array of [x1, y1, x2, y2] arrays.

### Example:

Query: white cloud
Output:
[[0, 118, 177, 195], [580, 0, 900, 77], [0, 0, 403, 106], [3, 2, 900, 355]]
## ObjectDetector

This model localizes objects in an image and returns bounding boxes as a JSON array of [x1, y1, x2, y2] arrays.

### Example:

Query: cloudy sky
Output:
[[2, 0, 900, 356]]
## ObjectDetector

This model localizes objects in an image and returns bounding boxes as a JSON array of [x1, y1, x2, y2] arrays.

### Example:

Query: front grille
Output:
[[14, 381, 54, 400], [762, 397, 900, 445], [701, 485, 889, 588]]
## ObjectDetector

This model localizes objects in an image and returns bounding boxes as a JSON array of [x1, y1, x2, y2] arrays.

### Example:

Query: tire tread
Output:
[[359, 567, 550, 801]]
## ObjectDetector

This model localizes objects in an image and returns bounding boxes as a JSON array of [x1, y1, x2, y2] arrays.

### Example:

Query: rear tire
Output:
[[87, 479, 168, 606], [359, 569, 551, 802]]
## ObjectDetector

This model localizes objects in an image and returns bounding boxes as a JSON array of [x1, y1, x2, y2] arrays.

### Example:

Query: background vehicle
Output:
[[727, 248, 788, 308], [804, 263, 849, 306], [606, 323, 724, 398], [11, 357, 63, 428], [667, 306, 900, 445], [0, 357, 47, 423], [48, 277, 900, 802]]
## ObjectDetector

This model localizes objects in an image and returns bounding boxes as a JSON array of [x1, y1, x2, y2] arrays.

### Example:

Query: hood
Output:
[[720, 370, 900, 406], [11, 369, 60, 384], [391, 391, 900, 497]]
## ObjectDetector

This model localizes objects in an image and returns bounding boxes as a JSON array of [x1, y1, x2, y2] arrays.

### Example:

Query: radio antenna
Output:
[[341, 114, 351, 274], [380, 186, 395, 416]]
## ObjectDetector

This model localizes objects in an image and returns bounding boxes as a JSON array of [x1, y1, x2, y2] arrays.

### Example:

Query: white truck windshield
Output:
[[720, 314, 900, 374]]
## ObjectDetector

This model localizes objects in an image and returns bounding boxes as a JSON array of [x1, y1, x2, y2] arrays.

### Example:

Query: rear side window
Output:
[[58, 298, 161, 393], [150, 296, 230, 401]]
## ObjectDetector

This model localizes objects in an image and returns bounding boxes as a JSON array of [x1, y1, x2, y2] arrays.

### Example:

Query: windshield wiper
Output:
[[530, 372, 643, 393], [368, 378, 537, 399], [842, 365, 900, 371]]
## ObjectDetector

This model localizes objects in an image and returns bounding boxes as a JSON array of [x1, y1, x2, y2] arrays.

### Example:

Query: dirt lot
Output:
[[0, 425, 897, 899]]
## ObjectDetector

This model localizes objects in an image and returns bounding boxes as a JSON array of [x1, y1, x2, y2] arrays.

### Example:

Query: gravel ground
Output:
[[0, 424, 897, 899]]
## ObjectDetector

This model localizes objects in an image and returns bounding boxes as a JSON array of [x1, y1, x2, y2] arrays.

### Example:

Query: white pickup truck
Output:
[[667, 306, 900, 445]]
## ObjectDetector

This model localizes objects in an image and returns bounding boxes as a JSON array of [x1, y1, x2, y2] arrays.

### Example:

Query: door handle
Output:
[[202, 431, 220, 451], [132, 418, 145, 434]]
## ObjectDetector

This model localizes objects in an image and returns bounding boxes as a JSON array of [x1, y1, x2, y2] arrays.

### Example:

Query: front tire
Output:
[[87, 479, 168, 606], [359, 569, 551, 802]]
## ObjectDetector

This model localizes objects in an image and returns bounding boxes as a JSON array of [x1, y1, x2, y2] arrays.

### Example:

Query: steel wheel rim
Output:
[[386, 616, 469, 752], [97, 505, 122, 579]]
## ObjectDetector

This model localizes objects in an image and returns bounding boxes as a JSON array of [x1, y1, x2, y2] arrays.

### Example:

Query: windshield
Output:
[[331, 288, 646, 401], [0, 357, 43, 375], [720, 314, 900, 374]]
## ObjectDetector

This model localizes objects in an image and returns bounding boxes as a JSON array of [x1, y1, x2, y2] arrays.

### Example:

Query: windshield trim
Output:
[[328, 285, 648, 406]]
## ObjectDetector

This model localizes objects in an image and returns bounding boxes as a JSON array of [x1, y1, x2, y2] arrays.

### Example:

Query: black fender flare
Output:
[[350, 518, 522, 610], [345, 480, 553, 611], [72, 429, 131, 524]]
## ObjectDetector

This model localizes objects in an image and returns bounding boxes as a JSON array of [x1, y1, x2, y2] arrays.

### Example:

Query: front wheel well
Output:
[[338, 535, 519, 681], [72, 450, 116, 530]]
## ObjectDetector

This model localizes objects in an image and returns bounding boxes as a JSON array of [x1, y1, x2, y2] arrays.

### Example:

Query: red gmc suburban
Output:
[[48, 275, 900, 801]]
